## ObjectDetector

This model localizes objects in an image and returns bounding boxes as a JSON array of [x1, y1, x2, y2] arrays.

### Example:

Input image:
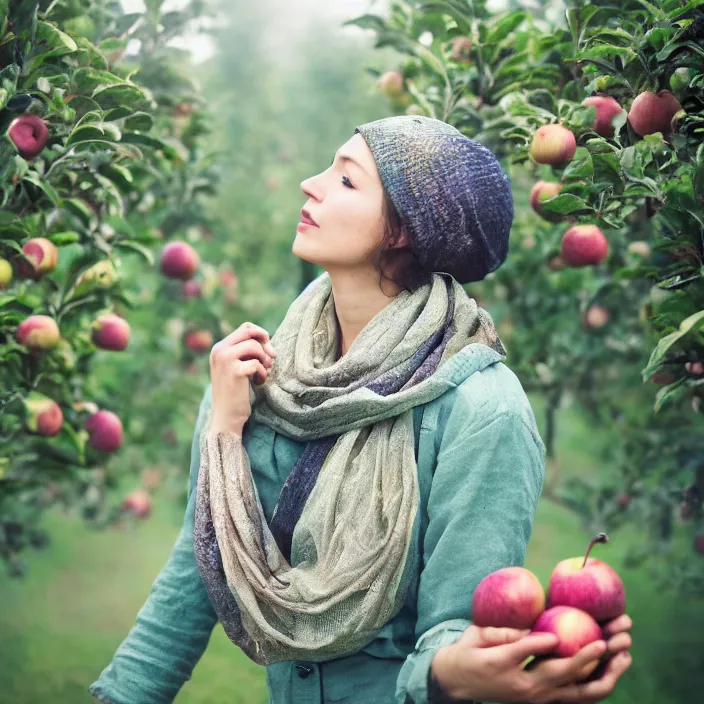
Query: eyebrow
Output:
[[331, 151, 368, 177]]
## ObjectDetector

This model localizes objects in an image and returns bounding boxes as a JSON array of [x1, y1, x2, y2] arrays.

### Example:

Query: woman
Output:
[[90, 115, 632, 704]]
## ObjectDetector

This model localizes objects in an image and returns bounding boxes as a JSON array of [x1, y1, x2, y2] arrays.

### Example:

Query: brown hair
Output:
[[371, 187, 432, 295]]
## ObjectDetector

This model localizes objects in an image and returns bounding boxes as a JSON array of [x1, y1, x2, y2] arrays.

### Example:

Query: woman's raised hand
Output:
[[431, 621, 632, 703], [209, 322, 277, 437]]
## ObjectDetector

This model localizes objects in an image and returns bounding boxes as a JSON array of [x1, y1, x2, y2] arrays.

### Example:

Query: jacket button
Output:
[[295, 663, 313, 679]]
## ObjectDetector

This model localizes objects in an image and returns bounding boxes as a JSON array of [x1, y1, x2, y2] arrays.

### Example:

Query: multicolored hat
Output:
[[354, 115, 514, 284]]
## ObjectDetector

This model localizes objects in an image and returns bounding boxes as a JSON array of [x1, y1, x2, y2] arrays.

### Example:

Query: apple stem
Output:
[[582, 532, 609, 568]]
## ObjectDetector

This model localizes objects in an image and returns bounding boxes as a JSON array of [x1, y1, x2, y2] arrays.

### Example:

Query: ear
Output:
[[390, 229, 411, 249]]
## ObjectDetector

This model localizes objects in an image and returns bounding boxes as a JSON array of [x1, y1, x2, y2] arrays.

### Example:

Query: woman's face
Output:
[[294, 134, 387, 274]]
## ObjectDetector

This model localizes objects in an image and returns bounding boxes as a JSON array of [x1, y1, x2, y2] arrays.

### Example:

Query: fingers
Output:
[[475, 626, 532, 647], [239, 358, 268, 385], [212, 338, 272, 371], [528, 640, 607, 688], [547, 650, 632, 702], [605, 632, 632, 655], [488, 632, 560, 667], [602, 613, 632, 636], [219, 322, 277, 357]]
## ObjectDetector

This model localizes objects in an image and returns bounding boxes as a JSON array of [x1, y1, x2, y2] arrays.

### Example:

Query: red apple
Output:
[[652, 371, 676, 385], [530, 125, 577, 167], [183, 280, 202, 298], [531, 606, 603, 679], [141, 467, 164, 491], [7, 114, 49, 159], [24, 397, 63, 436], [16, 315, 60, 351], [159, 241, 200, 280], [547, 533, 626, 623], [184, 329, 213, 353], [617, 494, 632, 509], [15, 237, 59, 280], [85, 410, 124, 453], [695, 534, 704, 556], [449, 36, 472, 63], [378, 71, 405, 97], [472, 566, 545, 629], [685, 361, 704, 376], [581, 95, 625, 138], [92, 313, 130, 351], [627, 241, 651, 258], [522, 234, 537, 249], [560, 225, 609, 267], [628, 90, 682, 137], [0, 258, 13, 288], [583, 304, 610, 330], [547, 255, 565, 271], [529, 181, 563, 220], [122, 489, 152, 518]]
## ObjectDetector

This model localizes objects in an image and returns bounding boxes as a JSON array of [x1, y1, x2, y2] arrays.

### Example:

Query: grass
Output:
[[0, 394, 702, 703]]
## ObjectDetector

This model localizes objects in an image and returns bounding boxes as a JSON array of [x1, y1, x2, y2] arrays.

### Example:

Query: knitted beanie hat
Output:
[[354, 115, 514, 285]]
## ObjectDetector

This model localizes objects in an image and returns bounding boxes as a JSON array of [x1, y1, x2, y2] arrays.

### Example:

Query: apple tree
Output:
[[347, 0, 704, 594], [0, 0, 227, 576]]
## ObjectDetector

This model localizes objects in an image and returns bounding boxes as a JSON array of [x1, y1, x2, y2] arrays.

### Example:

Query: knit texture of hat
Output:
[[354, 115, 514, 285]]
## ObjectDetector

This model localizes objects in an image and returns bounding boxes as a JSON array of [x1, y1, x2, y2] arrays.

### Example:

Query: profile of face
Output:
[[294, 133, 407, 277]]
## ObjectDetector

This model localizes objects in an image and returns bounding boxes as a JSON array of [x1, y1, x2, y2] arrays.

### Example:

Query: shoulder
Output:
[[431, 361, 544, 452]]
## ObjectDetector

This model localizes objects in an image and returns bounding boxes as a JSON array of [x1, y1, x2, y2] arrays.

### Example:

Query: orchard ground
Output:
[[1, 394, 702, 704]]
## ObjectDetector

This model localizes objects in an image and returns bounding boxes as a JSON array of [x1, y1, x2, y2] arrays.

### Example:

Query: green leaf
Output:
[[540, 193, 593, 215], [120, 132, 177, 158], [342, 14, 389, 32], [653, 377, 688, 413], [49, 231, 81, 245], [103, 106, 134, 121], [66, 123, 105, 146], [642, 310, 704, 378], [634, 0, 665, 20], [100, 164, 134, 191], [23, 173, 60, 205], [64, 198, 94, 226], [485, 11, 527, 45], [667, 0, 704, 20], [562, 147, 594, 181], [92, 83, 151, 111], [123, 112, 153, 131], [36, 20, 78, 53], [113, 240, 155, 265], [73, 68, 125, 95]]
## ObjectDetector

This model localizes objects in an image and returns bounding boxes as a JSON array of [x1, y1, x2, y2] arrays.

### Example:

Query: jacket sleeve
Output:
[[396, 374, 546, 704], [89, 385, 219, 704]]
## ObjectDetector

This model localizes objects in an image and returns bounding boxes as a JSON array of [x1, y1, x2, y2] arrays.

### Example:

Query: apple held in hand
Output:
[[472, 566, 545, 629], [530, 605, 604, 680], [547, 533, 626, 623]]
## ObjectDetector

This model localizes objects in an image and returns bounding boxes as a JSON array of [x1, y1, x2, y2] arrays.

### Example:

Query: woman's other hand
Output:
[[209, 322, 277, 437], [431, 622, 632, 703]]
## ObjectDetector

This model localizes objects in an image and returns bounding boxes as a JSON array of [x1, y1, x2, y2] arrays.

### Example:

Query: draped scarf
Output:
[[193, 271, 505, 665]]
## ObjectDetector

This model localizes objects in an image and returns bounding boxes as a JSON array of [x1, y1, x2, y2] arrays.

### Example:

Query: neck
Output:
[[329, 269, 402, 358]]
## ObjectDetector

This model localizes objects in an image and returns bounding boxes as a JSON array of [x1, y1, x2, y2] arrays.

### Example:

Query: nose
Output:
[[300, 174, 321, 202]]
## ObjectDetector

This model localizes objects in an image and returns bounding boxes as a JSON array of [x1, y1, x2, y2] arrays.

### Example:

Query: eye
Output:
[[341, 175, 354, 188]]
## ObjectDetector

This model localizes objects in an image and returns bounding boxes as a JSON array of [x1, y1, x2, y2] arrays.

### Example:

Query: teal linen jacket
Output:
[[89, 349, 546, 704]]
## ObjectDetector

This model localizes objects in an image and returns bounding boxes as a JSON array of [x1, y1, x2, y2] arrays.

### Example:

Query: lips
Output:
[[300, 209, 318, 226]]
